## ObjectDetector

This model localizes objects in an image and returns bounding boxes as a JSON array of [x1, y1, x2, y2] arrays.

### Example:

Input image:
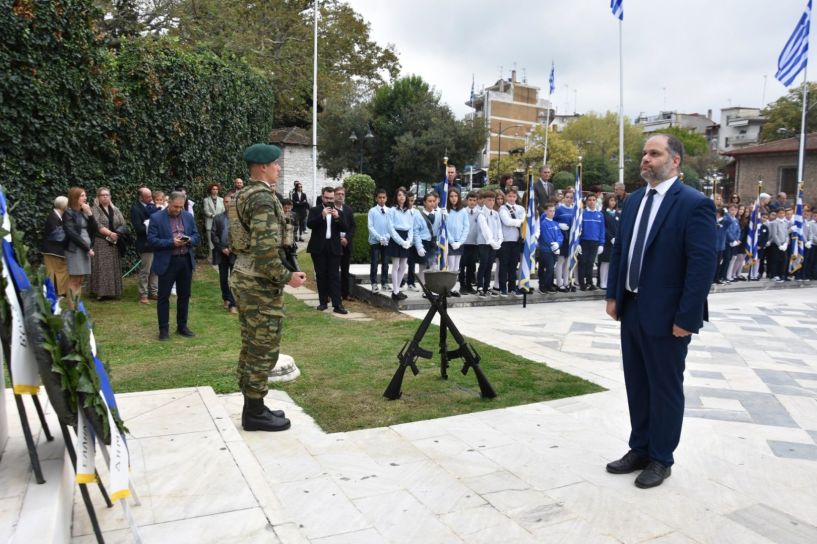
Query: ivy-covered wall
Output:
[[1, 0, 275, 259]]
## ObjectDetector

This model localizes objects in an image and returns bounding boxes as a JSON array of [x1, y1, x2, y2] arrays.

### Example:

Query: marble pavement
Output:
[[12, 286, 814, 542]]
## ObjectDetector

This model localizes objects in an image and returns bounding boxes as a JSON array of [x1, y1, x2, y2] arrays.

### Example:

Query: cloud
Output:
[[346, 0, 814, 123]]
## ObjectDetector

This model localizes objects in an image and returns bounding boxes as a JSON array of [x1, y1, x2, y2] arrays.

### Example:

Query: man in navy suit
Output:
[[130, 187, 157, 304], [148, 191, 200, 341], [605, 134, 716, 488]]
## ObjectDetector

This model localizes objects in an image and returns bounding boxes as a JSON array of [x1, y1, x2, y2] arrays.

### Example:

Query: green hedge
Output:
[[351, 213, 370, 264], [0, 1, 275, 261]]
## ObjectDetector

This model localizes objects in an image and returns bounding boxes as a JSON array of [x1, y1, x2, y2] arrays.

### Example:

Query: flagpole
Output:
[[543, 107, 551, 166], [618, 17, 624, 185], [311, 0, 319, 207], [798, 66, 808, 183]]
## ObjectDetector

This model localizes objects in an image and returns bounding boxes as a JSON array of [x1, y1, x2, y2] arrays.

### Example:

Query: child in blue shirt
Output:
[[578, 194, 605, 291], [445, 188, 469, 296], [537, 203, 563, 293], [367, 188, 390, 292]]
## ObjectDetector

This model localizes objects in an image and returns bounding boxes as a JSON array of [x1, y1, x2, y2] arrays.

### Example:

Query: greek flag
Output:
[[744, 196, 761, 265], [789, 187, 806, 273], [567, 166, 583, 283], [549, 63, 556, 95], [611, 0, 623, 20], [776, 0, 811, 86], [469, 74, 476, 106], [519, 176, 537, 290], [437, 177, 449, 270]]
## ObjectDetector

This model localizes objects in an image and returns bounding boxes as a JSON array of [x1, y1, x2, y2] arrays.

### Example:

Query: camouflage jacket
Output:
[[230, 179, 293, 286]]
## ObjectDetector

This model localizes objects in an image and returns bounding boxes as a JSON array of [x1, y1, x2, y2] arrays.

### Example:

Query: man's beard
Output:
[[640, 160, 674, 184]]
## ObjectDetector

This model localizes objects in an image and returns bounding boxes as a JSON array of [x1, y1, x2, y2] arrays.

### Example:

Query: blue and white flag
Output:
[[789, 187, 806, 273], [744, 195, 761, 265], [548, 63, 556, 95], [437, 175, 449, 270], [519, 175, 537, 290], [611, 0, 623, 20], [0, 190, 40, 395], [776, 0, 811, 86], [567, 166, 583, 282]]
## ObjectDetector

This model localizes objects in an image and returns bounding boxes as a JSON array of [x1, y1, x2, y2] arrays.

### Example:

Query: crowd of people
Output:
[[365, 165, 630, 299]]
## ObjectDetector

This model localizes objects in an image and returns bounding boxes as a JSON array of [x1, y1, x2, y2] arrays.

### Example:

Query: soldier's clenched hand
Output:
[[288, 272, 307, 288]]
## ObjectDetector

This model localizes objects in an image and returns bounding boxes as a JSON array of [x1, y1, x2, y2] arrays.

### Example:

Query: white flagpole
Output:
[[797, 66, 808, 183], [618, 17, 625, 185], [311, 0, 319, 205], [543, 107, 551, 166]]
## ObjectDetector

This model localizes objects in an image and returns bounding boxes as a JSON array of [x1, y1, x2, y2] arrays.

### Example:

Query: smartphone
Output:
[[179, 234, 191, 242]]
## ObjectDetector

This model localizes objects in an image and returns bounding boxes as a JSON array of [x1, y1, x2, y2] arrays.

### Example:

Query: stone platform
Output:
[[1, 287, 816, 543]]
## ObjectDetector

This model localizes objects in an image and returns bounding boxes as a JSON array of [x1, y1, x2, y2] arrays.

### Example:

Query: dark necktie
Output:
[[628, 189, 657, 291]]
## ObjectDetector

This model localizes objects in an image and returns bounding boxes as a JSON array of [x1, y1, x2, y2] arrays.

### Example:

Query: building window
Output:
[[779, 166, 798, 195]]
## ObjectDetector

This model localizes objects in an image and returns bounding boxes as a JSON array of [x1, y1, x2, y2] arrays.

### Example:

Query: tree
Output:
[[760, 82, 817, 142], [662, 127, 709, 157], [320, 76, 485, 192], [164, 0, 400, 128], [561, 112, 644, 187]]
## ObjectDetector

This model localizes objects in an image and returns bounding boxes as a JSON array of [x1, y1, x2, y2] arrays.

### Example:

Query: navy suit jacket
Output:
[[606, 180, 716, 336], [147, 209, 200, 276]]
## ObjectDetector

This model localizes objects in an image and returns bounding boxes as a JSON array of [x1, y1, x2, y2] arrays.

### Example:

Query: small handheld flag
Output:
[[789, 185, 806, 274]]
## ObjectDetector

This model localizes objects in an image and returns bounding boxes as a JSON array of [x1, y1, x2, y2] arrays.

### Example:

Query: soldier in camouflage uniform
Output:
[[230, 143, 307, 432]]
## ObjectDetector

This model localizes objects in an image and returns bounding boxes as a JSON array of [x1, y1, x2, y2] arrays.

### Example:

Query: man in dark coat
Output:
[[306, 186, 349, 314], [148, 191, 200, 340], [333, 185, 356, 300], [212, 191, 237, 313], [605, 134, 716, 489], [130, 187, 157, 304]]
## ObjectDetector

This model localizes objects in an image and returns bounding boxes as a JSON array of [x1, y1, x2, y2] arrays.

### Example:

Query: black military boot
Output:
[[242, 397, 291, 432], [241, 400, 286, 426]]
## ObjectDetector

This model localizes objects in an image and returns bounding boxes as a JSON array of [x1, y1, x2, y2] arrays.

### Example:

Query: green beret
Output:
[[243, 143, 281, 164]]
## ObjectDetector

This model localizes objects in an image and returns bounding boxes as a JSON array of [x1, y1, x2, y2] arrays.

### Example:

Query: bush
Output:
[[343, 174, 376, 212], [0, 2, 276, 261], [552, 171, 575, 189], [350, 213, 370, 264]]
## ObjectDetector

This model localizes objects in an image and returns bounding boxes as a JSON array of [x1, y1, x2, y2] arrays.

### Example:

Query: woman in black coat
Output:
[[598, 194, 620, 289], [63, 187, 98, 300]]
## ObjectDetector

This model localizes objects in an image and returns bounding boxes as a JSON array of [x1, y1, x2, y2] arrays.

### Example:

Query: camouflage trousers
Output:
[[230, 271, 286, 399]]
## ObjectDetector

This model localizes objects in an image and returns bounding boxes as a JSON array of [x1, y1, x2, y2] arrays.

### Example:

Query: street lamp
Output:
[[349, 128, 374, 173], [496, 121, 525, 171]]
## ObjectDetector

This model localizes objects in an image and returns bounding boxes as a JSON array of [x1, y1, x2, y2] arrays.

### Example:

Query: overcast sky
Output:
[[345, 0, 814, 124]]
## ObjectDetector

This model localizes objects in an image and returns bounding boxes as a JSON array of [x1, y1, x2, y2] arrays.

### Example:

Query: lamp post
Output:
[[349, 128, 374, 174], [496, 121, 525, 175]]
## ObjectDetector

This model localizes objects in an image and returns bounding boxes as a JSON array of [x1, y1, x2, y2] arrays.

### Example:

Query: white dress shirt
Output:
[[626, 176, 677, 292]]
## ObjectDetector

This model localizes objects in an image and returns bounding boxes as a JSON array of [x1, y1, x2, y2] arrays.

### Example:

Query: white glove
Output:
[[730, 240, 740, 247], [766, 241, 772, 247], [553, 249, 560, 255], [380, 236, 388, 245], [417, 247, 426, 257], [402, 241, 411, 249], [550, 242, 559, 251], [450, 241, 461, 250], [597, 246, 604, 255], [440, 208, 448, 217], [576, 245, 582, 255], [780, 243, 788, 251], [491, 242, 501, 251], [611, 238, 615, 245], [558, 223, 569, 231], [807, 241, 813, 249]]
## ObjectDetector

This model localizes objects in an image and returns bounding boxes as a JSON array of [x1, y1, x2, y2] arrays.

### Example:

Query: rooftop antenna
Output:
[[522, 67, 527, 83]]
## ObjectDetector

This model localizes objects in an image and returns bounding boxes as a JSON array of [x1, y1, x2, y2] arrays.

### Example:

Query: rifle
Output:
[[383, 303, 437, 400]]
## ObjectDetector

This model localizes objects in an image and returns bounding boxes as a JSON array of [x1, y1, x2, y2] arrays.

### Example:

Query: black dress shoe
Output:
[[635, 461, 671, 488], [333, 306, 348, 315], [176, 327, 195, 337], [316, 304, 328, 311], [158, 330, 169, 341], [606, 450, 650, 474], [449, 290, 461, 297]]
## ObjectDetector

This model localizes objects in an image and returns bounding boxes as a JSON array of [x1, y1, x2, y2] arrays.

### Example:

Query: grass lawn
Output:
[[84, 259, 604, 433]]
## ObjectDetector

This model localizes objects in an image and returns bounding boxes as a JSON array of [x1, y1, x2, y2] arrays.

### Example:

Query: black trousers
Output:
[[460, 244, 478, 288], [295, 208, 308, 236], [157, 255, 192, 332], [805, 246, 817, 279], [620, 293, 689, 466], [578, 240, 599, 288], [218, 260, 236, 307], [537, 249, 555, 290], [768, 245, 786, 279], [340, 244, 352, 298], [477, 245, 497, 291], [498, 241, 521, 293], [312, 251, 342, 308], [369, 244, 389, 285]]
